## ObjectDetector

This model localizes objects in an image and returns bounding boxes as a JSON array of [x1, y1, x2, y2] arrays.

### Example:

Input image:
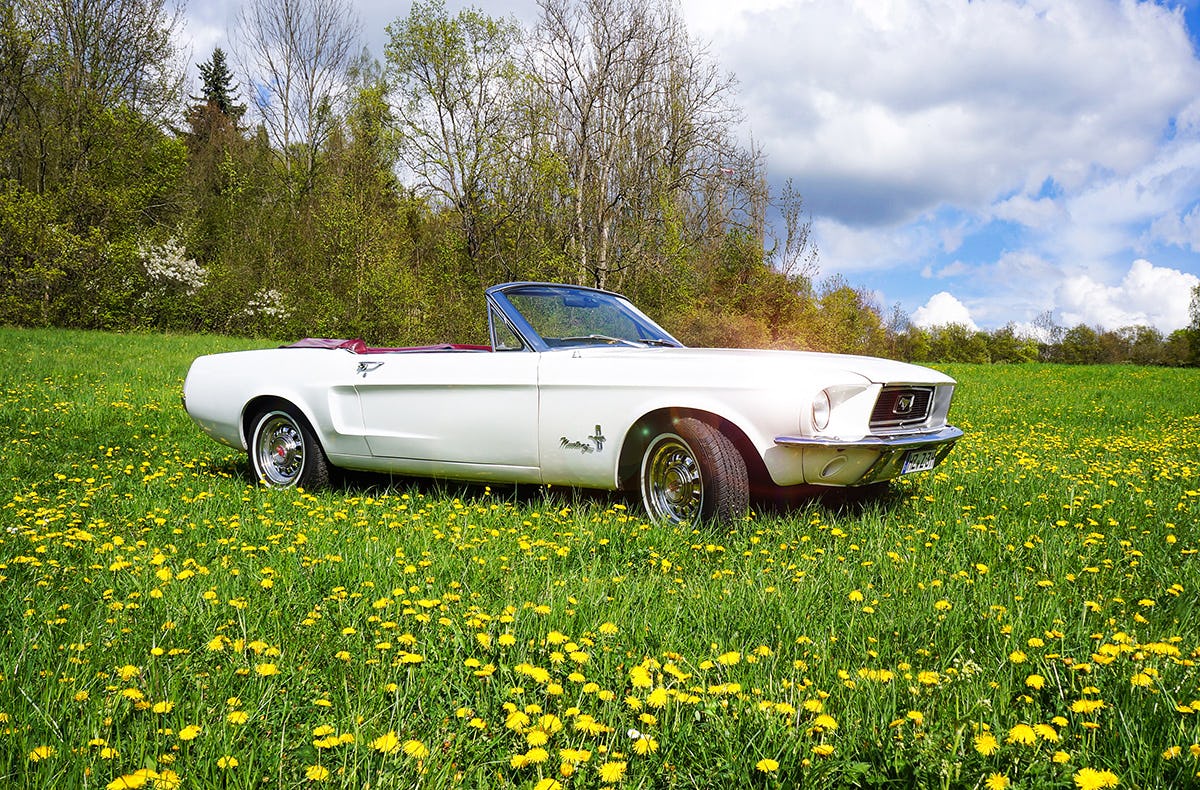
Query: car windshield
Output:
[[502, 285, 680, 349]]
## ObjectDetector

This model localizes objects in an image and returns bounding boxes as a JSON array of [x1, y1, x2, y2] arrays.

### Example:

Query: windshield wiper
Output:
[[557, 335, 646, 348], [637, 338, 682, 347]]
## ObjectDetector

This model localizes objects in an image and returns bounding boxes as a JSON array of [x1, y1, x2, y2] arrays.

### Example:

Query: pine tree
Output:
[[196, 49, 245, 121]]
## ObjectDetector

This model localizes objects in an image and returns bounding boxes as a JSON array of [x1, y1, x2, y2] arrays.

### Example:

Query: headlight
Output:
[[811, 390, 831, 431]]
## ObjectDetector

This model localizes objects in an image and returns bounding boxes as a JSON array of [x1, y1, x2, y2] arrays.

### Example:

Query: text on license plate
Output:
[[901, 448, 937, 474]]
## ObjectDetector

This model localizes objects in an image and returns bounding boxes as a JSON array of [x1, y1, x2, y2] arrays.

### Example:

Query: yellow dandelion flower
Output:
[[178, 724, 201, 742], [371, 732, 401, 754], [255, 663, 279, 677], [1026, 674, 1046, 689], [813, 713, 838, 731], [217, 756, 238, 769], [598, 761, 626, 783], [756, 758, 780, 773], [151, 701, 173, 714], [986, 774, 1010, 790], [1006, 723, 1037, 746], [1163, 746, 1182, 760], [813, 744, 835, 757], [402, 739, 429, 759], [227, 710, 248, 725], [106, 769, 157, 789], [974, 732, 999, 756], [28, 745, 56, 762], [632, 736, 658, 755], [534, 779, 563, 790], [1009, 650, 1027, 663], [1073, 767, 1119, 789], [305, 765, 330, 781], [1053, 751, 1071, 764]]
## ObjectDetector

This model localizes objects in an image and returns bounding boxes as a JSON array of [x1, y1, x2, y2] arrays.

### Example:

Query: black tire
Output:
[[639, 417, 749, 526], [249, 406, 331, 489]]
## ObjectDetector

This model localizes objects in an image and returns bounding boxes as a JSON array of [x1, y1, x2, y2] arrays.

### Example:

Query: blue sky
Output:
[[184, 0, 1200, 334]]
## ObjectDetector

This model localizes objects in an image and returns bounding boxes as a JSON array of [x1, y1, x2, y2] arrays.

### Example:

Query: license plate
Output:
[[902, 448, 937, 474]]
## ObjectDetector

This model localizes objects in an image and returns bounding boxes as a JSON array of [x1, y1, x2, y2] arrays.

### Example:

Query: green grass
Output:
[[1, 329, 1198, 789]]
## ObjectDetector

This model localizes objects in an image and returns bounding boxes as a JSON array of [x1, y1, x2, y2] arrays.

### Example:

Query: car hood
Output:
[[559, 346, 956, 386]]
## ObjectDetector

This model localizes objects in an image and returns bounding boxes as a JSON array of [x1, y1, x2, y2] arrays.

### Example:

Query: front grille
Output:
[[870, 386, 934, 430]]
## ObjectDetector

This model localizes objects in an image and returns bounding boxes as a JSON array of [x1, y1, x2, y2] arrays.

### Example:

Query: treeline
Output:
[[891, 319, 1200, 366], [2, 0, 1198, 366]]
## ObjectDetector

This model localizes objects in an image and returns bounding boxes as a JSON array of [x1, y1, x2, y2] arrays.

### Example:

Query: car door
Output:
[[354, 351, 540, 475]]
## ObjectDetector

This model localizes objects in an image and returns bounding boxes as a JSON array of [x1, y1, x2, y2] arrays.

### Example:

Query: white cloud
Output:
[[912, 292, 977, 330], [1056, 259, 1198, 333], [1148, 203, 1200, 252], [719, 0, 1200, 226]]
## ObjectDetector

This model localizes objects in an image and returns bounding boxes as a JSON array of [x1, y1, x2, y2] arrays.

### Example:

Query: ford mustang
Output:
[[183, 282, 962, 525]]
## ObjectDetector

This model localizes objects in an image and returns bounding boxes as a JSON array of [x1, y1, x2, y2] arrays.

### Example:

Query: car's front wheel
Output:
[[640, 418, 748, 526], [249, 406, 330, 489]]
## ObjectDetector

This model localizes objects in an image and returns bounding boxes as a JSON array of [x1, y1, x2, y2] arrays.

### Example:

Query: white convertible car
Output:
[[183, 282, 962, 525]]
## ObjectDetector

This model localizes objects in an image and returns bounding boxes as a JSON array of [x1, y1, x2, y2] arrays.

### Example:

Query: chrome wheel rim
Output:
[[254, 412, 304, 486], [642, 434, 703, 525]]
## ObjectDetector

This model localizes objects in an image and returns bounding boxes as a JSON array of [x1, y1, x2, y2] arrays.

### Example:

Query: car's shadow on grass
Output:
[[212, 456, 905, 526]]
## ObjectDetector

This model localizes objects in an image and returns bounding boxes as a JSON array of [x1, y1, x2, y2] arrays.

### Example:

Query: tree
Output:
[[2, 0, 183, 190], [815, 275, 887, 355], [0, 0, 188, 328], [236, 0, 361, 193], [1189, 283, 1200, 365], [385, 0, 525, 269], [195, 48, 245, 121], [532, 0, 744, 291], [1059, 324, 1103, 365], [986, 323, 1039, 363]]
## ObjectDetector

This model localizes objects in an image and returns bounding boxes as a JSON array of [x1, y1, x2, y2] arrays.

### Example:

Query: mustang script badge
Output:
[[560, 425, 606, 454]]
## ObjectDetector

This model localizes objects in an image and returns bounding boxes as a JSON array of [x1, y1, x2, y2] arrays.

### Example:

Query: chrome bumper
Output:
[[774, 426, 963, 486]]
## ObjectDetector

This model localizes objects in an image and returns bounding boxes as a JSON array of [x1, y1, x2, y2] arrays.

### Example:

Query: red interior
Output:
[[286, 338, 491, 353]]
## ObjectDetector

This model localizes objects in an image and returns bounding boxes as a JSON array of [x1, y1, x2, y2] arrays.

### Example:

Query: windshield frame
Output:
[[485, 282, 683, 353]]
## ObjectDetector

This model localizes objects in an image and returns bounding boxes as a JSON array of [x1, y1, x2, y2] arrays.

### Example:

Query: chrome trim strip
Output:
[[774, 425, 964, 449]]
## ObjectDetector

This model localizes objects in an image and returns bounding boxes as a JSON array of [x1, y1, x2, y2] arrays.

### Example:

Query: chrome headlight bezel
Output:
[[811, 390, 832, 431]]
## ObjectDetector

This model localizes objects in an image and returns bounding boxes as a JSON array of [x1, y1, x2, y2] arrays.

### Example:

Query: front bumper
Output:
[[774, 426, 964, 486]]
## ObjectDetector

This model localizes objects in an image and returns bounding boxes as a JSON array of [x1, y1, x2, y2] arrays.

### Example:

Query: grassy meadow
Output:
[[1, 327, 1198, 789]]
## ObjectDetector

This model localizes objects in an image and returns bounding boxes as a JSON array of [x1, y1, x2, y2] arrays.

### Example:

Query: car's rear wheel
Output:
[[640, 418, 748, 526], [249, 406, 330, 489]]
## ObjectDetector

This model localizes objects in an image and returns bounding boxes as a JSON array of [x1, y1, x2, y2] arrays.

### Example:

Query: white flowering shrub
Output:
[[246, 288, 291, 321], [140, 237, 207, 295]]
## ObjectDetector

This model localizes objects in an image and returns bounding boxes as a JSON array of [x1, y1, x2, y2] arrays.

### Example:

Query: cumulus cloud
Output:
[[719, 0, 1200, 226], [912, 292, 977, 330], [1056, 259, 1198, 333]]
